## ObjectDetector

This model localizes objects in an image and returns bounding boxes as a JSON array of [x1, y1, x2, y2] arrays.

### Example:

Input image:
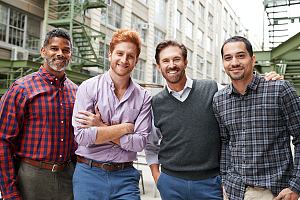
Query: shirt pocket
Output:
[[119, 107, 140, 123]]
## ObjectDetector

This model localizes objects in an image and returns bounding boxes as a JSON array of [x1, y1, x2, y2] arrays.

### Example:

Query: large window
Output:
[[133, 59, 146, 81], [131, 14, 147, 43], [207, 36, 213, 53], [176, 10, 182, 30], [187, 0, 195, 10], [154, 28, 165, 47], [0, 4, 41, 49], [186, 49, 193, 77], [199, 2, 205, 20], [208, 13, 214, 26], [154, 0, 166, 27], [152, 64, 163, 84], [186, 19, 193, 39], [99, 42, 110, 70], [196, 55, 204, 79], [197, 29, 203, 47], [206, 61, 212, 79], [101, 1, 122, 28]]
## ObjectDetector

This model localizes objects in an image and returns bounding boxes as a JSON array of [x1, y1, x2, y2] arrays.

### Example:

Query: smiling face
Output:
[[222, 41, 256, 83], [41, 37, 72, 74], [157, 45, 188, 86], [108, 42, 138, 78]]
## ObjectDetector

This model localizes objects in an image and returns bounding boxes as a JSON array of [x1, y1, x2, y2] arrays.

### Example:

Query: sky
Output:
[[226, 0, 266, 50]]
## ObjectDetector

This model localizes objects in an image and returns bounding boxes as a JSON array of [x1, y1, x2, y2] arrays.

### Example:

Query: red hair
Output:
[[109, 29, 141, 58]]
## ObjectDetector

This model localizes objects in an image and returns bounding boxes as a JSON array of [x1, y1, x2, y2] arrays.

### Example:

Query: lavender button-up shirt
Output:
[[72, 71, 152, 162]]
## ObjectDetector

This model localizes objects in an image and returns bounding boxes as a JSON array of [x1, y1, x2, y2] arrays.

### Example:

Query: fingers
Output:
[[95, 106, 101, 116]]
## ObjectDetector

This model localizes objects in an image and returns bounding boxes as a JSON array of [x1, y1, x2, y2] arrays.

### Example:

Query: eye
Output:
[[63, 49, 70, 54], [50, 47, 58, 51], [237, 54, 245, 58], [224, 56, 232, 61]]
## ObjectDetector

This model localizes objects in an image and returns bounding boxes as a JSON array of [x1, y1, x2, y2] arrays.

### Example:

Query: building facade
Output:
[[0, 0, 248, 87]]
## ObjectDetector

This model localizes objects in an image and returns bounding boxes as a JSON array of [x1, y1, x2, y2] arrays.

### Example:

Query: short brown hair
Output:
[[155, 40, 187, 64], [109, 29, 141, 58]]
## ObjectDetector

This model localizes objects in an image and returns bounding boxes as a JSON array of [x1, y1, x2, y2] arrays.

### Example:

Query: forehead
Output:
[[47, 37, 71, 47], [112, 42, 138, 54], [223, 41, 248, 55], [159, 46, 183, 59]]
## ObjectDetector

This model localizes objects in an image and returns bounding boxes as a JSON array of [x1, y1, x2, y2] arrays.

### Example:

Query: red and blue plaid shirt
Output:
[[0, 66, 77, 200]]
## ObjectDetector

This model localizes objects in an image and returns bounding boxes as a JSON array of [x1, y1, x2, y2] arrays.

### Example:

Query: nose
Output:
[[231, 57, 240, 66], [56, 49, 63, 57], [120, 54, 127, 63]]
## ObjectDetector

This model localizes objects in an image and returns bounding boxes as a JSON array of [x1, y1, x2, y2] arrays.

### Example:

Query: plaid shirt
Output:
[[0, 66, 77, 200], [213, 74, 300, 200]]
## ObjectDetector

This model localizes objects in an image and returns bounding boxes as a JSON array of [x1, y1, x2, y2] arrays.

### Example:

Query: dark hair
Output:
[[155, 40, 187, 64], [221, 36, 253, 57], [43, 28, 72, 49]]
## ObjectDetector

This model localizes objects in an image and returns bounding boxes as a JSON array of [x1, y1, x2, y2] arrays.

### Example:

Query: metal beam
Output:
[[271, 32, 300, 60]]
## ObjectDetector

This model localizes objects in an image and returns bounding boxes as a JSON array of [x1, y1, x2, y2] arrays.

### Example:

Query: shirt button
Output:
[[55, 78, 58, 81], [50, 82, 53, 84], [61, 138, 64, 142], [61, 120, 64, 124], [59, 155, 62, 158], [60, 103, 63, 106]]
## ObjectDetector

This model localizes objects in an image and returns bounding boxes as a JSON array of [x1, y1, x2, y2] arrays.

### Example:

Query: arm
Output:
[[264, 71, 284, 81], [212, 98, 231, 179], [145, 122, 162, 183], [74, 108, 134, 145], [118, 92, 152, 152], [275, 81, 300, 199], [0, 84, 25, 200]]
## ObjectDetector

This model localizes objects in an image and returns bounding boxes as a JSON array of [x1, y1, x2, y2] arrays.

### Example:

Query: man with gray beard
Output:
[[0, 28, 77, 200]]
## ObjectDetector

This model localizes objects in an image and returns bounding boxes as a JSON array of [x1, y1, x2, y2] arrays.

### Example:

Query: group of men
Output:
[[0, 27, 300, 200]]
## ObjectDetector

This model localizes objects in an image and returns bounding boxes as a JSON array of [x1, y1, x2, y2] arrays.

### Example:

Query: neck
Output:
[[43, 64, 65, 80], [167, 76, 187, 92], [231, 75, 254, 95], [109, 69, 130, 90]]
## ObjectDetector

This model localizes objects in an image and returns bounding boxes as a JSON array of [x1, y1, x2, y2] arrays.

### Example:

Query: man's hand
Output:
[[75, 106, 107, 128], [264, 71, 284, 81], [274, 188, 299, 200]]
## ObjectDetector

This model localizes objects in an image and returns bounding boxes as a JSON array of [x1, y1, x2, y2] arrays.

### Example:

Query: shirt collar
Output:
[[167, 76, 193, 94], [38, 65, 66, 86], [228, 72, 261, 95], [104, 71, 134, 93]]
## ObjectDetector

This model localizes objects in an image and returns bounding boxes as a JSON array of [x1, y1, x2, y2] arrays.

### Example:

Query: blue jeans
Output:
[[73, 162, 141, 200], [157, 172, 223, 200]]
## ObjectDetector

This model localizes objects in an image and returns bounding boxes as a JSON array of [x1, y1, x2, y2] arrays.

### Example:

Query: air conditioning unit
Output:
[[139, 23, 149, 30], [11, 47, 29, 61]]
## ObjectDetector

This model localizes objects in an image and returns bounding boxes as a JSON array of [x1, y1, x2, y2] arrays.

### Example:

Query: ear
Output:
[[184, 59, 188, 68], [156, 63, 162, 73], [40, 47, 46, 58], [108, 52, 112, 62], [252, 55, 256, 67]]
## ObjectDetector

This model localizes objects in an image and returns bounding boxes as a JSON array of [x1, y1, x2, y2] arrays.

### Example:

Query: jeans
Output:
[[157, 172, 223, 200], [73, 162, 141, 200]]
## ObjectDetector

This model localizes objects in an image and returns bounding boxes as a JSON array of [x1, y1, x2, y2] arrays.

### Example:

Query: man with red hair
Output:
[[72, 29, 152, 200]]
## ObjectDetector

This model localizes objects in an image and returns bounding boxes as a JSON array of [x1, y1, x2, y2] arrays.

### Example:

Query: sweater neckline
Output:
[[165, 80, 196, 104]]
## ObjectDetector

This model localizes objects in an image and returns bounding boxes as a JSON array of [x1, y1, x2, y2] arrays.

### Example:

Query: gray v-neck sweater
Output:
[[152, 79, 220, 180]]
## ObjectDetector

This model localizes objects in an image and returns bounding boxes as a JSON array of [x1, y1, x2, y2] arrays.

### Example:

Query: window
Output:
[[154, 0, 166, 27], [206, 61, 212, 79], [197, 29, 203, 47], [188, 0, 194, 9], [176, 10, 182, 30], [101, 1, 122, 28], [133, 59, 146, 81], [196, 55, 204, 79], [99, 42, 110, 70], [207, 36, 213, 53], [131, 14, 147, 43], [153, 64, 163, 84], [186, 19, 193, 39], [138, 0, 147, 5], [154, 28, 165, 47], [199, 2, 205, 20], [186, 49, 193, 77], [0, 4, 41, 49], [208, 13, 213, 26], [0, 4, 8, 42]]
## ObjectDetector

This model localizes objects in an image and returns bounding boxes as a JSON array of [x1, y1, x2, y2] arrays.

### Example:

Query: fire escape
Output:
[[47, 0, 107, 73], [255, 0, 300, 94]]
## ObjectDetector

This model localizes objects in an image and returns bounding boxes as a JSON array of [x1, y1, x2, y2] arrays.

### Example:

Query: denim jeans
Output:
[[73, 162, 141, 200], [157, 172, 223, 200]]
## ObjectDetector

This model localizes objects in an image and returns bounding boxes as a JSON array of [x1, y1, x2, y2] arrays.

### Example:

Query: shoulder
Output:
[[65, 78, 78, 90], [131, 81, 152, 101], [213, 85, 230, 100]]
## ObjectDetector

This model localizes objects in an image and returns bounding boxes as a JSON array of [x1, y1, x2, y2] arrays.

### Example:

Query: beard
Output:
[[44, 56, 69, 72]]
